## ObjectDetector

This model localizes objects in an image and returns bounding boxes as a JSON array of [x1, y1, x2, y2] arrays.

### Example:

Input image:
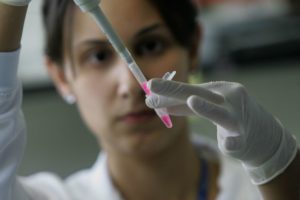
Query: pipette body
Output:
[[73, 0, 173, 128]]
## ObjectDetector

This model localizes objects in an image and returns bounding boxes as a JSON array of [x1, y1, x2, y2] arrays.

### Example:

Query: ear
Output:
[[189, 24, 202, 72], [44, 56, 74, 99]]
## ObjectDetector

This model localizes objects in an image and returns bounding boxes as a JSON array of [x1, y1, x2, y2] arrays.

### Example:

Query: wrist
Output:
[[242, 128, 298, 185], [0, 3, 28, 51]]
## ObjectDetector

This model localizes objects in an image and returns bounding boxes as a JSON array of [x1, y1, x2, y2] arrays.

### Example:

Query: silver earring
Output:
[[63, 95, 76, 105]]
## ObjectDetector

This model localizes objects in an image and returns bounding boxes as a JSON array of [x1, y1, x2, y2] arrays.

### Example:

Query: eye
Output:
[[87, 49, 113, 64], [135, 37, 168, 57], [80, 47, 115, 68]]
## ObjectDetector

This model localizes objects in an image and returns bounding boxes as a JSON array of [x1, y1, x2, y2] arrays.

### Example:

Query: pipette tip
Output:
[[160, 114, 173, 128], [141, 82, 151, 95], [141, 81, 172, 128]]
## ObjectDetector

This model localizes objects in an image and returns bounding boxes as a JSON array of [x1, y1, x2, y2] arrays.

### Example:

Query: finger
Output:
[[187, 95, 237, 131], [165, 104, 195, 116], [145, 95, 193, 116], [145, 94, 183, 109], [148, 79, 224, 104], [199, 81, 233, 91]]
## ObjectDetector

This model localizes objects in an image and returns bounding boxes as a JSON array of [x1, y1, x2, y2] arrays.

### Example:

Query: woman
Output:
[[0, 0, 299, 199]]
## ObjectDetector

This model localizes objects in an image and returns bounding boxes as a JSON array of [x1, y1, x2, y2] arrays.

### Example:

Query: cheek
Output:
[[162, 49, 190, 82], [72, 75, 115, 135], [142, 50, 190, 81]]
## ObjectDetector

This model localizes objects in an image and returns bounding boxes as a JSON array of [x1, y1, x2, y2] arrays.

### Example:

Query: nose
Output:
[[117, 61, 145, 100]]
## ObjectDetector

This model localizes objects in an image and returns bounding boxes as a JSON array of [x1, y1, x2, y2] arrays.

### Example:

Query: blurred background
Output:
[[19, 0, 300, 178]]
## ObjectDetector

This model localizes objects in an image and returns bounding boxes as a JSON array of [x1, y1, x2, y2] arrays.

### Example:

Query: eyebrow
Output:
[[74, 40, 110, 49], [75, 23, 165, 48], [135, 23, 165, 38]]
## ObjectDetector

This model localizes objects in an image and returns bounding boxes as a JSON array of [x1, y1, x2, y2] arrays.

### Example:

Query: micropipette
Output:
[[73, 0, 174, 128]]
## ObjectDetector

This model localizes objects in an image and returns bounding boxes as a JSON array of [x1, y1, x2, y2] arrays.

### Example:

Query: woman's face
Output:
[[59, 0, 198, 156]]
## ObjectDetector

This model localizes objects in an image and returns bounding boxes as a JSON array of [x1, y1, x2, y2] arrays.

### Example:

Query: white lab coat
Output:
[[0, 50, 262, 200]]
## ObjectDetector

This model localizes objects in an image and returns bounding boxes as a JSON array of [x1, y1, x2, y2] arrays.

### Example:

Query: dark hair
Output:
[[150, 0, 198, 49], [42, 0, 198, 65]]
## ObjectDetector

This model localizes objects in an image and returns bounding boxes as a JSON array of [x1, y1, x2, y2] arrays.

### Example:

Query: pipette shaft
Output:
[[73, 0, 173, 128]]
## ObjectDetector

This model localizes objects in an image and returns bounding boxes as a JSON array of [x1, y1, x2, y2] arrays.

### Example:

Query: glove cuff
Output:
[[0, 0, 31, 6], [243, 128, 298, 185]]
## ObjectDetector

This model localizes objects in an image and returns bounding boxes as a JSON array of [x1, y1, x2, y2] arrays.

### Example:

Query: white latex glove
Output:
[[146, 79, 298, 185], [0, 0, 30, 6]]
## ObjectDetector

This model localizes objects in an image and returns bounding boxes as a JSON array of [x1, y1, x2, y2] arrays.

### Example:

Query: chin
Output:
[[109, 117, 188, 157], [122, 127, 180, 157]]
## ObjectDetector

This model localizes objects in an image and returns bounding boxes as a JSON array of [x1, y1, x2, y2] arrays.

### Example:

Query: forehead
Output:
[[71, 0, 164, 44]]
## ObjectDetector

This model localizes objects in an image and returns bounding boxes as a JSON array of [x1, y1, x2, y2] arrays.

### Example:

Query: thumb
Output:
[[145, 94, 183, 109]]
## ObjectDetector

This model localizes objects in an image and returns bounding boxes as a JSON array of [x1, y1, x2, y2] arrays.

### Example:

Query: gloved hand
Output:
[[146, 79, 298, 185], [0, 0, 30, 6]]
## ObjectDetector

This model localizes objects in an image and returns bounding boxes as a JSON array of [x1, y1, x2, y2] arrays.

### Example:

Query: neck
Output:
[[107, 126, 201, 200]]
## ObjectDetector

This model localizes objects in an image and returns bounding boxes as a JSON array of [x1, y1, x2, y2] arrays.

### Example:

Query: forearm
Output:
[[0, 49, 28, 200], [259, 150, 300, 200], [0, 3, 27, 51], [0, 4, 29, 199]]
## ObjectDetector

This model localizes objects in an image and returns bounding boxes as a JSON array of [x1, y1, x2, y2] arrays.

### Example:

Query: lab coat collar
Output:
[[88, 153, 123, 200]]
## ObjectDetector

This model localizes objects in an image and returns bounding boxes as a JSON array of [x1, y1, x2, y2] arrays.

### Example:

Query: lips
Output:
[[120, 109, 156, 124]]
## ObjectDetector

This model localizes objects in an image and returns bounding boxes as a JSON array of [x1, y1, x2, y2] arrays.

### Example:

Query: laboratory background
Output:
[[19, 0, 300, 178]]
